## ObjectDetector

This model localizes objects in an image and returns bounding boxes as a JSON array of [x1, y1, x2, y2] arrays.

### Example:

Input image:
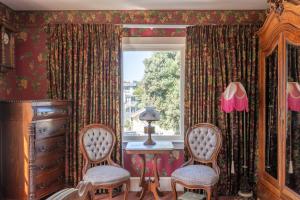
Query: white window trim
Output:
[[121, 37, 185, 142]]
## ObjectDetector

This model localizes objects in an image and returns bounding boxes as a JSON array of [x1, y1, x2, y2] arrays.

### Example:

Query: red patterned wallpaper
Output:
[[123, 149, 184, 177], [12, 9, 265, 99], [0, 3, 266, 100], [17, 10, 265, 26], [0, 2, 266, 177]]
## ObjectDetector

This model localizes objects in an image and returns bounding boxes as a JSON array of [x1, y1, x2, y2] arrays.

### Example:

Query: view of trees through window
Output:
[[123, 51, 181, 136]]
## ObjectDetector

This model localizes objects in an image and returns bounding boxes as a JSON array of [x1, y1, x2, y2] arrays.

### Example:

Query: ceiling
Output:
[[2, 0, 268, 11]]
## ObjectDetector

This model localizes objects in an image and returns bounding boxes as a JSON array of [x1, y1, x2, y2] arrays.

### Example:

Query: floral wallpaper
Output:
[[0, 3, 267, 100], [15, 26, 48, 99], [0, 2, 266, 175], [16, 10, 265, 26], [124, 28, 186, 37], [0, 3, 17, 25], [123, 149, 184, 177], [11, 9, 265, 99]]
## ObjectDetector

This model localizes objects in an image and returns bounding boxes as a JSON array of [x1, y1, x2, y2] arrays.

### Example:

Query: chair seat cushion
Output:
[[83, 165, 130, 185], [171, 165, 218, 186]]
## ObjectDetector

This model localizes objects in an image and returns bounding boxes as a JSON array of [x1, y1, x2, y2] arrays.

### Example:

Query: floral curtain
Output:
[[47, 24, 122, 185], [185, 24, 260, 195]]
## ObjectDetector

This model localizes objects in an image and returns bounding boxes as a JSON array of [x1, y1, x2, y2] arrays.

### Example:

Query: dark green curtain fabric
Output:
[[185, 24, 260, 195], [47, 24, 122, 185]]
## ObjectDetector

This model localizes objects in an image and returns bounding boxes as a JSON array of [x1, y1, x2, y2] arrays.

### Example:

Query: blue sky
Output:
[[123, 51, 153, 82]]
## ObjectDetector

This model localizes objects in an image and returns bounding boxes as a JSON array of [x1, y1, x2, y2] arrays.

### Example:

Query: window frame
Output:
[[121, 37, 185, 142]]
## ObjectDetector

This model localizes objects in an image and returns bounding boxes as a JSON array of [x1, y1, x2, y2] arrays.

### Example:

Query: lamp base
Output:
[[144, 138, 156, 145], [238, 191, 253, 198], [238, 170, 253, 198], [144, 125, 156, 145]]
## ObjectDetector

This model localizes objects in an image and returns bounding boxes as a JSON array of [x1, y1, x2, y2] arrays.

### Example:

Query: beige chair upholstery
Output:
[[79, 124, 130, 200], [171, 123, 222, 200], [83, 127, 114, 161], [172, 165, 218, 186], [83, 165, 130, 184], [188, 126, 218, 161], [46, 181, 93, 200]]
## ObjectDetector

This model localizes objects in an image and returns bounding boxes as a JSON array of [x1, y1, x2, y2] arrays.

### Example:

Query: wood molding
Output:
[[267, 0, 300, 14], [267, 0, 285, 14], [258, 2, 300, 51]]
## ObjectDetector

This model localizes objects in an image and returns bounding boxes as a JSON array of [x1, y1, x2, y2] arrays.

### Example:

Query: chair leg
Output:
[[206, 188, 212, 200], [171, 179, 177, 200], [108, 188, 113, 200], [89, 189, 95, 200], [124, 180, 130, 200]]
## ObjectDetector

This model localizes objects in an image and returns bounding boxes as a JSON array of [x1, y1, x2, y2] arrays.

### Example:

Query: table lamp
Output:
[[139, 106, 160, 145]]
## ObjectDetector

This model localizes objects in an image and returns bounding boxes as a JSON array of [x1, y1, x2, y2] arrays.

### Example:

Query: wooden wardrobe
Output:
[[0, 100, 71, 200], [257, 1, 300, 200]]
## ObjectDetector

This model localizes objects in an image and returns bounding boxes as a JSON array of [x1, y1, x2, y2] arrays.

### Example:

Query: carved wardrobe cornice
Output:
[[268, 0, 300, 14]]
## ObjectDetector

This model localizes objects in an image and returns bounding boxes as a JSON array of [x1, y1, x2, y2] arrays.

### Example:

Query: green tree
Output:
[[124, 119, 132, 130], [134, 51, 180, 134]]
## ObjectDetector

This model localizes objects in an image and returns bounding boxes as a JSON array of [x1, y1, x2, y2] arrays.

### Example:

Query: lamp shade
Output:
[[288, 82, 300, 112], [139, 106, 160, 121], [221, 82, 249, 113]]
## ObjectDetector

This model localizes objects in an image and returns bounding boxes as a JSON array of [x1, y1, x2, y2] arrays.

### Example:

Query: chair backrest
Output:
[[79, 124, 115, 164], [186, 123, 222, 164]]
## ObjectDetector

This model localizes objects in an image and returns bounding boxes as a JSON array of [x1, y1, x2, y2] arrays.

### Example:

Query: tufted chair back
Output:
[[79, 124, 115, 164], [186, 123, 222, 164]]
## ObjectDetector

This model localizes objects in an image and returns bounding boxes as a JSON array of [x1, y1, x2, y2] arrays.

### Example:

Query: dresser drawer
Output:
[[34, 118, 68, 140], [35, 136, 65, 159], [33, 105, 69, 119], [34, 153, 65, 176], [34, 168, 65, 199]]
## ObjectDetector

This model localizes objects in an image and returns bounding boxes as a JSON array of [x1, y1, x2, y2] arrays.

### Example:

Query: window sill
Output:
[[122, 137, 184, 150], [122, 135, 183, 142]]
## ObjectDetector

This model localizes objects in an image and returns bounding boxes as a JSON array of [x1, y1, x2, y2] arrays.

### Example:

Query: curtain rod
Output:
[[39, 23, 262, 28], [122, 24, 190, 28], [120, 23, 261, 28]]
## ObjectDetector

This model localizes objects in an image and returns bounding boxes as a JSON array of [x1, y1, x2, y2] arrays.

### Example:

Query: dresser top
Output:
[[0, 99, 71, 106]]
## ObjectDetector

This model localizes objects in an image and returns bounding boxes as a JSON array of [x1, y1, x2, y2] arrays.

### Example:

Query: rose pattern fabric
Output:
[[185, 25, 260, 195], [123, 150, 184, 177], [0, 3, 265, 100], [47, 24, 122, 185], [0, 2, 264, 196]]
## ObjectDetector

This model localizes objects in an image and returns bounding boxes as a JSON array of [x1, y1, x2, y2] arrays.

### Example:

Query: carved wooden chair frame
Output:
[[46, 181, 94, 200], [79, 124, 130, 200], [171, 123, 222, 200]]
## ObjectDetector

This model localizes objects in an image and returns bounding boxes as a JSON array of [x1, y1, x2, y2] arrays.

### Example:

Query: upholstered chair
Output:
[[171, 123, 222, 200], [79, 124, 130, 200], [46, 181, 93, 200]]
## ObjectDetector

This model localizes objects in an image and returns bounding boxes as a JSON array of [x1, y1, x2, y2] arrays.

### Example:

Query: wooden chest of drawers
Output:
[[0, 100, 71, 200]]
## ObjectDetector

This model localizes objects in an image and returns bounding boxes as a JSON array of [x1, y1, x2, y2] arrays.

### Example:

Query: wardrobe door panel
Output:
[[265, 46, 279, 180], [286, 43, 300, 195]]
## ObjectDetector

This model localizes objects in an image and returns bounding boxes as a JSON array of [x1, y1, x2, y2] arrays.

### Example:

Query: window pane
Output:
[[123, 51, 181, 136]]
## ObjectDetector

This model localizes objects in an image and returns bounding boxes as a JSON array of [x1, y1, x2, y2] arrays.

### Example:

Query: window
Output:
[[122, 37, 185, 141]]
